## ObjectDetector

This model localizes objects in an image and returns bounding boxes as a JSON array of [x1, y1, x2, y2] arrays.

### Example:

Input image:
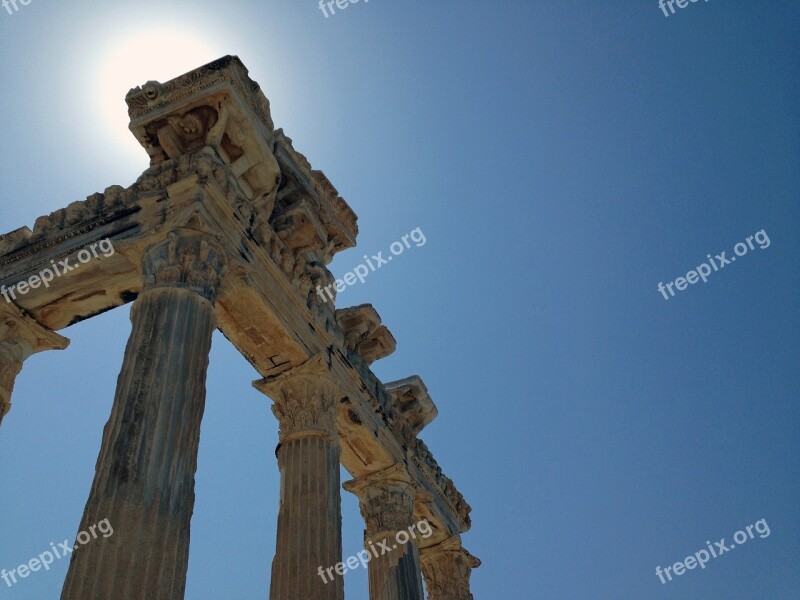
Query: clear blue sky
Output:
[[1, 1, 798, 599]]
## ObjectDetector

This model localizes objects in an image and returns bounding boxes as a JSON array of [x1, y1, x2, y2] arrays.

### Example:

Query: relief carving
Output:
[[421, 538, 480, 600], [344, 472, 416, 538], [142, 228, 229, 303], [254, 355, 340, 440]]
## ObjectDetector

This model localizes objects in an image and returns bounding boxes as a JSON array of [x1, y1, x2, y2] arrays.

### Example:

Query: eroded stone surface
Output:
[[0, 56, 475, 599], [386, 376, 438, 434], [421, 537, 481, 600], [344, 465, 426, 600], [0, 303, 69, 427], [336, 304, 397, 364], [254, 356, 345, 600]]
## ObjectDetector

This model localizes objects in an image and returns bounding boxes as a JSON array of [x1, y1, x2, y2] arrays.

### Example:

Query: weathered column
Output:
[[253, 355, 344, 600], [343, 465, 425, 600], [61, 228, 228, 600], [0, 303, 69, 428], [420, 537, 481, 600]]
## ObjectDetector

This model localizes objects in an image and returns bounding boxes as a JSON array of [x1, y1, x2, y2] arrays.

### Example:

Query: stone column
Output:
[[343, 465, 425, 600], [420, 537, 481, 600], [253, 355, 344, 600], [61, 229, 228, 600], [0, 303, 69, 428]]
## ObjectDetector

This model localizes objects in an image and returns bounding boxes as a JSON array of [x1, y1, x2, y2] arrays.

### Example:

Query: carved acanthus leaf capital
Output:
[[344, 465, 417, 539], [142, 228, 229, 303], [253, 355, 340, 441], [420, 537, 481, 600]]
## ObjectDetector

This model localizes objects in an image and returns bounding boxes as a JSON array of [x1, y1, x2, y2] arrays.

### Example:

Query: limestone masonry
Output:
[[0, 56, 478, 600]]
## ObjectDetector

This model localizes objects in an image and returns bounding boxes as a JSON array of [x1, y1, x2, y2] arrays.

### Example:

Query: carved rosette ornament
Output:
[[420, 538, 481, 600], [254, 355, 339, 441], [142, 228, 229, 303], [0, 304, 69, 426]]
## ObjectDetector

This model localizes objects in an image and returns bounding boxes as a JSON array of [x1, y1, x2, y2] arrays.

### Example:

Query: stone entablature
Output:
[[336, 304, 397, 364], [0, 303, 69, 425], [0, 56, 477, 598], [386, 376, 438, 434], [126, 56, 357, 259]]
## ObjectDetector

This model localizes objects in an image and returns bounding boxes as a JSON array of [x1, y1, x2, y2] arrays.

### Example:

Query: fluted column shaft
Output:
[[344, 469, 425, 600], [254, 356, 344, 600], [0, 304, 69, 428], [61, 229, 227, 600], [420, 538, 480, 600]]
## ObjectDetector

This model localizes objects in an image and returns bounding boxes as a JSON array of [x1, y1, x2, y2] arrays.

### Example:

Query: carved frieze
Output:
[[0, 55, 474, 550], [126, 56, 275, 131], [129, 58, 356, 257], [413, 439, 473, 530]]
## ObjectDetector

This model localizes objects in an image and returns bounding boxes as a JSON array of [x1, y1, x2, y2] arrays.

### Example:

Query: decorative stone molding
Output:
[[254, 354, 341, 441], [385, 376, 438, 435], [0, 150, 235, 275], [336, 304, 397, 364], [273, 130, 358, 256], [0, 190, 136, 266], [126, 55, 275, 129], [0, 303, 69, 423], [413, 439, 473, 530], [142, 227, 229, 303], [0, 57, 475, 594], [127, 56, 357, 259], [271, 200, 329, 256], [339, 345, 472, 532], [420, 537, 481, 600], [344, 465, 417, 540]]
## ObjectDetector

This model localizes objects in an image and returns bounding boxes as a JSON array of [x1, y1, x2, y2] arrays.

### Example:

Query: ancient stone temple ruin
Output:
[[0, 56, 478, 599]]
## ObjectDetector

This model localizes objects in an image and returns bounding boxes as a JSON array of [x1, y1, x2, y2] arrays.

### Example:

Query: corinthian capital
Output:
[[344, 465, 417, 539], [420, 537, 481, 600], [253, 355, 340, 441], [142, 228, 229, 303]]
